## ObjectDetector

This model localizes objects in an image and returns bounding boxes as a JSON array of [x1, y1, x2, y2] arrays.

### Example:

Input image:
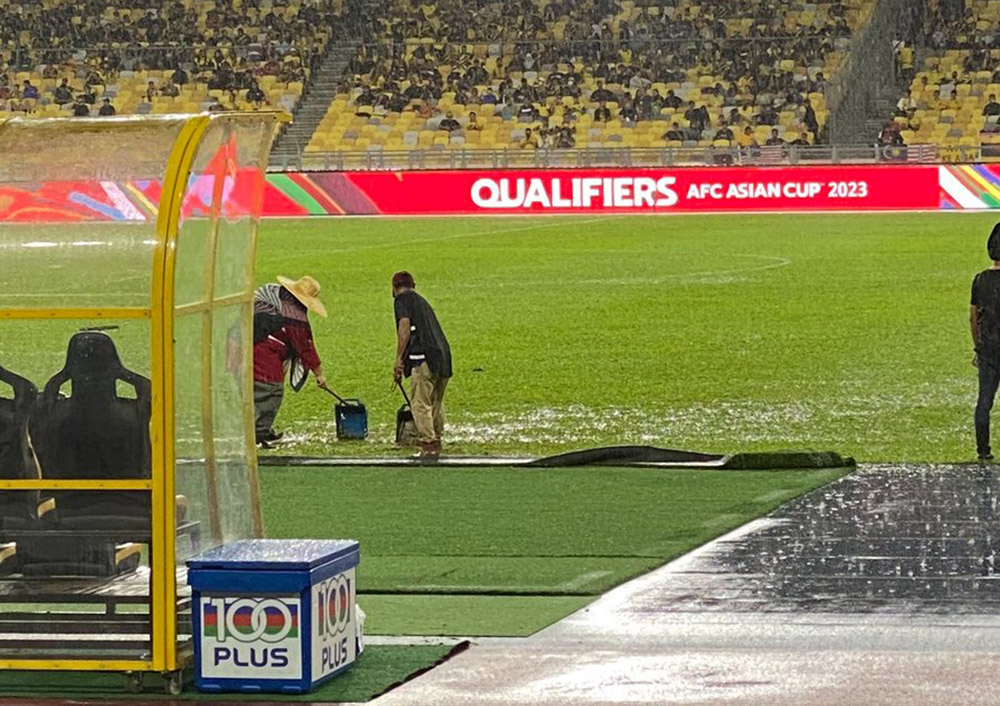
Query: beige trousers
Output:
[[411, 362, 448, 444]]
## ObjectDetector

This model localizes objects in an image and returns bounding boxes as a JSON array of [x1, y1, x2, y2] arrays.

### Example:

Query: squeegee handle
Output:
[[323, 387, 348, 405], [396, 380, 412, 407]]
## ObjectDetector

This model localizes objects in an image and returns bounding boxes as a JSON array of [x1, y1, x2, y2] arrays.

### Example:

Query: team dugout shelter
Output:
[[0, 112, 285, 691]]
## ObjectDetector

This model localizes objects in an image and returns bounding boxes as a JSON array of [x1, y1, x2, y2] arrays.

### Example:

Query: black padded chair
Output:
[[26, 332, 150, 576], [0, 366, 42, 574]]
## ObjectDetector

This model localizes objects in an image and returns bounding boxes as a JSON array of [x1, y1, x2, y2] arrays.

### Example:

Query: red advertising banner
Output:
[[0, 164, 958, 223], [268, 165, 942, 217]]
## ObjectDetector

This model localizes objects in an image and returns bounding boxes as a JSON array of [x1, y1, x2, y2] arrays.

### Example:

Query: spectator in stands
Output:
[[737, 126, 758, 148], [481, 88, 498, 104], [466, 111, 482, 131], [21, 80, 39, 100], [803, 99, 820, 135], [896, 90, 917, 117], [591, 80, 614, 103], [160, 78, 180, 97], [519, 127, 538, 149], [620, 97, 639, 124], [879, 122, 904, 146], [714, 120, 735, 142], [439, 111, 461, 131], [81, 85, 97, 105], [555, 126, 575, 148], [145, 81, 157, 103], [98, 97, 116, 116], [415, 101, 433, 119], [517, 102, 537, 122], [684, 102, 709, 131], [172, 66, 189, 86], [72, 96, 90, 117], [765, 128, 785, 146], [752, 102, 775, 125], [790, 132, 810, 146], [513, 78, 536, 103], [662, 122, 685, 142], [53, 79, 73, 106], [84, 68, 103, 87], [663, 89, 682, 109], [985, 95, 1000, 117]]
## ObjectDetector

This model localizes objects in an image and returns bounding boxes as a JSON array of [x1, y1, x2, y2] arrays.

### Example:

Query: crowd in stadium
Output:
[[314, 0, 853, 152], [0, 0, 352, 117], [17, 0, 990, 156], [879, 0, 1000, 152]]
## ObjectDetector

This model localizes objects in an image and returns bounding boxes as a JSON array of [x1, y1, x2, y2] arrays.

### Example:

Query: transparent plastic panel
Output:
[[173, 312, 210, 553], [173, 122, 228, 309], [0, 318, 150, 392], [0, 487, 153, 662], [214, 120, 271, 300], [0, 117, 187, 310], [210, 303, 255, 543]]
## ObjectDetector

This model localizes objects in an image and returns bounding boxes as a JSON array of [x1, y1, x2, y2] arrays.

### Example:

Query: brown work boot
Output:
[[415, 442, 440, 462]]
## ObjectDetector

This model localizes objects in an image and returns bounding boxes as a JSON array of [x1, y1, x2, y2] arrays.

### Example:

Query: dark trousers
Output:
[[976, 357, 1000, 456], [254, 381, 285, 437]]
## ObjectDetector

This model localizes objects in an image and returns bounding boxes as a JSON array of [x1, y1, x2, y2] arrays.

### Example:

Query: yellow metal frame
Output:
[[0, 112, 285, 674]]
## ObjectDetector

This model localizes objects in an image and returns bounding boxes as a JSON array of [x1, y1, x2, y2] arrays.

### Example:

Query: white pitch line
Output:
[[365, 636, 468, 647], [555, 570, 613, 592]]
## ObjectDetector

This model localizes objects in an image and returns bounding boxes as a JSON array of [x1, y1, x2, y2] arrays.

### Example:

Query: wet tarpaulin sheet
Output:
[[259, 446, 854, 470]]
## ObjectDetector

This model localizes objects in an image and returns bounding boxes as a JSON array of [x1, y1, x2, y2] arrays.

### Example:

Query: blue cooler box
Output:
[[188, 539, 360, 694]]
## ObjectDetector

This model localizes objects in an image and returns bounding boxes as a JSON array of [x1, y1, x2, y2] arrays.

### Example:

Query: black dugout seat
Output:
[[26, 332, 150, 576], [0, 366, 42, 574]]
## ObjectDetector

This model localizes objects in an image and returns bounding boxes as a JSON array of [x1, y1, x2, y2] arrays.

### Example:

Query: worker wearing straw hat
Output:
[[253, 275, 329, 446]]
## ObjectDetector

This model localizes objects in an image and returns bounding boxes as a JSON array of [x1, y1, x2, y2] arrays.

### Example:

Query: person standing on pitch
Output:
[[392, 271, 452, 460], [971, 225, 1000, 461], [253, 275, 330, 447]]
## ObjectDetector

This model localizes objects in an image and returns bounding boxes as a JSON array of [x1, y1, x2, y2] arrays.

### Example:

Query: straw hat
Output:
[[277, 275, 327, 318]]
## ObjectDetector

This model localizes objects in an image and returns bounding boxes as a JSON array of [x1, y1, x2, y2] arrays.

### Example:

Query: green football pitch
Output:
[[256, 212, 993, 463]]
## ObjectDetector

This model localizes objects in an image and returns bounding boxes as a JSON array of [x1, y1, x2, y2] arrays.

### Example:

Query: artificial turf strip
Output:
[[260, 466, 847, 558], [0, 645, 455, 701], [261, 465, 847, 635], [359, 595, 593, 636], [358, 555, 666, 594]]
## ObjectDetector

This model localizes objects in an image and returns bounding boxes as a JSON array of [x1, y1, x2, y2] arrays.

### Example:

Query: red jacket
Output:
[[253, 323, 321, 383]]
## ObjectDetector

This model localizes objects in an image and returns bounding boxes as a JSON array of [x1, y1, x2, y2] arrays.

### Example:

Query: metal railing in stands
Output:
[[267, 143, 991, 171]]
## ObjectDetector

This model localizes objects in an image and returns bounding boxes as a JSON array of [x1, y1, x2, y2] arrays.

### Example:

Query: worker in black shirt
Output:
[[393, 271, 452, 460], [971, 224, 1000, 461]]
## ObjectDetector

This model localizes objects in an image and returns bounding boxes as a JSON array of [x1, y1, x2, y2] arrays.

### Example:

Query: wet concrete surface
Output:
[[373, 465, 1000, 706]]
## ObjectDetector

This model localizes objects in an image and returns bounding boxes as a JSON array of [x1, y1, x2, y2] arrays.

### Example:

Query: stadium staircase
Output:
[[269, 41, 356, 168]]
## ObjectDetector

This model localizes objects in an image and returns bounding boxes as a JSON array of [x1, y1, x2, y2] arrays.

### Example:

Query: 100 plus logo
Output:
[[312, 571, 356, 678], [201, 597, 302, 678]]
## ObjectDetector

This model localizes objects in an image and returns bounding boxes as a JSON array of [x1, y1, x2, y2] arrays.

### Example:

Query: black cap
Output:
[[990, 223, 1000, 261]]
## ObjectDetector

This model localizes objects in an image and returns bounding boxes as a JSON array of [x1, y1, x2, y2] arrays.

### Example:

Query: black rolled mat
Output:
[[526, 445, 724, 467], [259, 446, 854, 470]]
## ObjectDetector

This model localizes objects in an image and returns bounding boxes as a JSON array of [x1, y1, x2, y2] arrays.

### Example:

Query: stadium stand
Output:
[[0, 0, 350, 120], [304, 0, 876, 155], [881, 0, 1000, 159]]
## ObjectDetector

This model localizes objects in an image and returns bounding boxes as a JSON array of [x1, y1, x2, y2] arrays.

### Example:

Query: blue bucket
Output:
[[335, 400, 368, 440]]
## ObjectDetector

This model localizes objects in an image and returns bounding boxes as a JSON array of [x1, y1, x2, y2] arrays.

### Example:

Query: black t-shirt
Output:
[[394, 290, 452, 378], [972, 269, 1000, 354]]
